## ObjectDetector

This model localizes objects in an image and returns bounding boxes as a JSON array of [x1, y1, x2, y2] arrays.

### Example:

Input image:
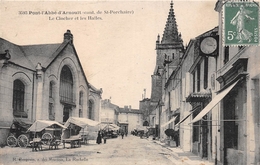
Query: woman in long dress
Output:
[[230, 5, 255, 43], [96, 131, 102, 144]]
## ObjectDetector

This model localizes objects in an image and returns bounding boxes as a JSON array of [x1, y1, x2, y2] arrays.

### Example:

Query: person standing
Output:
[[173, 131, 179, 147], [103, 131, 107, 144], [96, 131, 102, 144], [121, 131, 124, 139]]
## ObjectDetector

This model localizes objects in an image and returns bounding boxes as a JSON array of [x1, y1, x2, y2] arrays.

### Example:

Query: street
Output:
[[0, 135, 178, 165]]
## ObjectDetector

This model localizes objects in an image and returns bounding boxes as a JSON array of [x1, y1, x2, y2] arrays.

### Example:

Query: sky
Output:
[[0, 0, 218, 109]]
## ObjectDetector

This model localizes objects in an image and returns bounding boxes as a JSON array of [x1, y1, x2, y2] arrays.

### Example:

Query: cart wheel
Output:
[[17, 135, 29, 148], [7, 136, 17, 147], [42, 133, 52, 145]]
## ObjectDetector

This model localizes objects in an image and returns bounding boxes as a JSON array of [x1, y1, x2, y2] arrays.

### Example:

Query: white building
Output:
[[118, 106, 143, 134], [0, 30, 101, 145]]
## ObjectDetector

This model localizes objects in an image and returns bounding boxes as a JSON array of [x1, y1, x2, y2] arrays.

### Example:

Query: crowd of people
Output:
[[96, 129, 128, 144], [96, 128, 179, 147]]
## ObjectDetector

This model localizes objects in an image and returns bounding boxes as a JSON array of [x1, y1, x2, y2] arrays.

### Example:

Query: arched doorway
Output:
[[60, 65, 74, 122], [143, 121, 149, 126]]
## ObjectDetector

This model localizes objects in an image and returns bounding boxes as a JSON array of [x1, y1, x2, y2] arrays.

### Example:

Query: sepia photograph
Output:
[[0, 0, 259, 165]]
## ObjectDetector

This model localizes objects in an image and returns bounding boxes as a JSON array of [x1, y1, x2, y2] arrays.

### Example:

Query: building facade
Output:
[[0, 30, 101, 145], [151, 1, 184, 141], [89, 84, 102, 121], [213, 1, 260, 164], [139, 98, 151, 126], [185, 27, 218, 160], [151, 1, 260, 165], [118, 106, 143, 135], [100, 99, 119, 124]]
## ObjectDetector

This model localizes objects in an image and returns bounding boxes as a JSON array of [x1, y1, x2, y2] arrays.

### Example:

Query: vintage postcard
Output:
[[1, 0, 260, 165]]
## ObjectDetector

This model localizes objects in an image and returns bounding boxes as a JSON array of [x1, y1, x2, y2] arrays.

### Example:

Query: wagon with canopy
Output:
[[27, 120, 66, 150], [62, 117, 100, 148], [100, 123, 120, 138], [6, 118, 33, 148], [136, 125, 149, 138]]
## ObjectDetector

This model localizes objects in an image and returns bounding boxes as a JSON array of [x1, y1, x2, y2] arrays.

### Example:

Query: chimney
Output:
[[64, 30, 73, 44], [129, 105, 131, 111]]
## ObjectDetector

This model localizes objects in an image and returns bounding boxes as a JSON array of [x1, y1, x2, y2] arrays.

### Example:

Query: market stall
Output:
[[135, 125, 149, 138], [27, 120, 66, 151], [100, 123, 120, 138], [62, 117, 100, 148]]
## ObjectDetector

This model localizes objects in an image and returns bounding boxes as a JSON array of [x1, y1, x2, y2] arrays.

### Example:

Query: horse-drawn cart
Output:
[[62, 117, 100, 148], [6, 119, 33, 148], [27, 120, 66, 151]]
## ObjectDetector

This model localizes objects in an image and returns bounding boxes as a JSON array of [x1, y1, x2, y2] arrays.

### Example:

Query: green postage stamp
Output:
[[224, 1, 259, 46]]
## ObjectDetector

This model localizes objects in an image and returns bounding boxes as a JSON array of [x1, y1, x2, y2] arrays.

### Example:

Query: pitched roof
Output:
[[1, 30, 90, 87], [0, 37, 65, 70], [21, 43, 62, 69], [0, 38, 34, 70]]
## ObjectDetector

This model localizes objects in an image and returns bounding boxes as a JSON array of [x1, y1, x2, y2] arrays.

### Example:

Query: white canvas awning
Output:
[[174, 110, 196, 127], [190, 80, 239, 124], [27, 120, 66, 132], [110, 124, 120, 130], [64, 117, 100, 130], [161, 116, 178, 128], [100, 123, 120, 131]]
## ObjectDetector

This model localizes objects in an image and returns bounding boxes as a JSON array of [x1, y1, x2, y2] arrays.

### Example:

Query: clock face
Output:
[[200, 37, 217, 54]]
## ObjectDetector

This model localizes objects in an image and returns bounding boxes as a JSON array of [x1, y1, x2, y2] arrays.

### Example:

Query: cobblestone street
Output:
[[0, 135, 213, 165]]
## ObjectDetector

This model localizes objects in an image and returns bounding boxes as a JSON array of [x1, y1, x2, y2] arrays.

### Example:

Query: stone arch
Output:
[[79, 85, 88, 118], [89, 93, 97, 101], [12, 72, 32, 85], [143, 121, 149, 126], [60, 65, 74, 103], [57, 57, 79, 104], [57, 57, 80, 122], [12, 72, 33, 119]]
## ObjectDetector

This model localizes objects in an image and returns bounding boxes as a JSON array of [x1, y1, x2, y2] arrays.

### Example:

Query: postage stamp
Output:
[[224, 1, 259, 46]]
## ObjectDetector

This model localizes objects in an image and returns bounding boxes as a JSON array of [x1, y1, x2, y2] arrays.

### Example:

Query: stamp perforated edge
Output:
[[222, 0, 260, 47]]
